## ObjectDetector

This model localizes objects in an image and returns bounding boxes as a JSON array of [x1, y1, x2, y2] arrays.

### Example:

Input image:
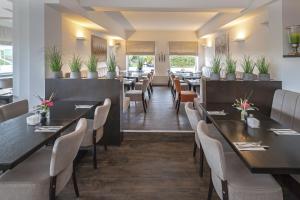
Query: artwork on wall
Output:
[[215, 33, 229, 57], [91, 35, 107, 62]]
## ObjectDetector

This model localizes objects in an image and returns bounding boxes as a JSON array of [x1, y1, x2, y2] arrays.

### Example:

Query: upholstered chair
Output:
[[135, 74, 152, 98], [0, 99, 28, 121], [125, 79, 148, 113], [80, 98, 111, 169], [0, 118, 88, 200], [174, 79, 197, 114], [185, 102, 232, 177], [197, 121, 283, 200]]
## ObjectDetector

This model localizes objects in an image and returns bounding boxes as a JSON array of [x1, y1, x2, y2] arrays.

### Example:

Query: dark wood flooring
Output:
[[122, 86, 192, 131], [58, 132, 215, 200]]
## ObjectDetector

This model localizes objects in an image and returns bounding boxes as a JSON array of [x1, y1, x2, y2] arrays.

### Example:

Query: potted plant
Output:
[[225, 56, 237, 80], [46, 46, 63, 78], [210, 56, 222, 80], [256, 57, 270, 81], [242, 56, 255, 80], [107, 54, 116, 79], [137, 57, 144, 71], [69, 55, 82, 79], [87, 55, 98, 79]]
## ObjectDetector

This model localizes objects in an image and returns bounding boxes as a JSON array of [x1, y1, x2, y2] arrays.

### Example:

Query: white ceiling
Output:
[[120, 11, 218, 31]]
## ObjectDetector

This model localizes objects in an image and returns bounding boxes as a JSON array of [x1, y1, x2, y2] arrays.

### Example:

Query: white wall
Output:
[[116, 31, 200, 84], [202, 0, 300, 92]]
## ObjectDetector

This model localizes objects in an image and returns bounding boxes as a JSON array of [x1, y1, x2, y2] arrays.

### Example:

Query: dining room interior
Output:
[[1, 0, 300, 199]]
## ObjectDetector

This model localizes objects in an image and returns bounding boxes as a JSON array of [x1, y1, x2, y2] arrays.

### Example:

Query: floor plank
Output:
[[58, 132, 215, 200], [122, 86, 192, 131]]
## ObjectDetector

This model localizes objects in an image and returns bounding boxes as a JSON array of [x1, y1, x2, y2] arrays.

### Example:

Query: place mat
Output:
[[207, 110, 226, 116], [233, 142, 268, 151], [75, 105, 93, 109], [35, 126, 63, 133], [270, 128, 300, 136]]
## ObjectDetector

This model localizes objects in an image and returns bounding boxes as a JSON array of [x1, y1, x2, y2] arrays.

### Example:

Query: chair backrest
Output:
[[197, 121, 226, 180], [141, 79, 148, 92], [93, 98, 111, 130], [185, 102, 201, 131], [271, 89, 300, 131], [50, 118, 87, 176], [0, 99, 28, 121], [174, 79, 181, 93]]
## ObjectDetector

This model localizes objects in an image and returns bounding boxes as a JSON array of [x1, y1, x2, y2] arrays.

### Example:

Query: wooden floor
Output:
[[58, 132, 215, 200], [122, 86, 192, 131]]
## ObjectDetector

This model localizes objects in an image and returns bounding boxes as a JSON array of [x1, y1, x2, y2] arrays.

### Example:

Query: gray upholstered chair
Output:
[[0, 99, 28, 121], [0, 118, 87, 200], [185, 102, 232, 177], [80, 98, 111, 169], [125, 79, 148, 113], [197, 121, 283, 200]]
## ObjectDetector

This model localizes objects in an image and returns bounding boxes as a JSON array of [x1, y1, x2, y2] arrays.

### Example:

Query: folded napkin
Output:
[[233, 142, 268, 151], [35, 126, 63, 133], [207, 110, 226, 116], [270, 128, 300, 136], [75, 105, 93, 109]]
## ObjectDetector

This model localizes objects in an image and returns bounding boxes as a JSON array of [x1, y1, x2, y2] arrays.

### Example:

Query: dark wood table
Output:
[[196, 102, 300, 175], [0, 100, 100, 171]]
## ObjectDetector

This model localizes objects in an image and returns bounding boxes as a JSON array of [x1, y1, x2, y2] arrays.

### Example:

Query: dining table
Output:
[[0, 100, 101, 171], [186, 79, 200, 92], [194, 101, 300, 175]]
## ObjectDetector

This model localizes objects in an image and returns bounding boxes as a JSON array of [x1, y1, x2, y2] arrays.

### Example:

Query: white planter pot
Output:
[[210, 73, 220, 80], [51, 71, 62, 79], [87, 72, 98, 79], [106, 72, 116, 79], [243, 73, 254, 81], [258, 74, 270, 81], [226, 73, 236, 80], [70, 72, 81, 79]]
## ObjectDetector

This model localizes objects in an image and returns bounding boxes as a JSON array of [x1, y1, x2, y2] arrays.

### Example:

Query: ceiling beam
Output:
[[79, 0, 251, 12]]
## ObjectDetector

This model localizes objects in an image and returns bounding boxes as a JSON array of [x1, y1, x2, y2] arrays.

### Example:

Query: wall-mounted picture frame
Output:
[[91, 35, 107, 62], [215, 32, 229, 57]]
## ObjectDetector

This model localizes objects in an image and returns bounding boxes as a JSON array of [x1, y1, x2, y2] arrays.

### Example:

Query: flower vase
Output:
[[40, 111, 48, 125], [241, 110, 248, 121]]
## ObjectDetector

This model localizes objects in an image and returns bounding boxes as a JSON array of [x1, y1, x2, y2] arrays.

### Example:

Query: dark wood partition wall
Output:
[[202, 78, 282, 116], [45, 79, 122, 146]]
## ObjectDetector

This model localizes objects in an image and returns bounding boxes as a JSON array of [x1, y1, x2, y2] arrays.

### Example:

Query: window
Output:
[[0, 45, 13, 75], [127, 55, 155, 73], [169, 55, 197, 73]]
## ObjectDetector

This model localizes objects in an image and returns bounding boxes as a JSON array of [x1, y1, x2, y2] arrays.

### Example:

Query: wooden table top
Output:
[[0, 100, 100, 170], [196, 102, 300, 174]]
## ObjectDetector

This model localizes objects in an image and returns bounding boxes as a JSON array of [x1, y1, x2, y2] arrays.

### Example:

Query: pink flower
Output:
[[241, 100, 250, 110]]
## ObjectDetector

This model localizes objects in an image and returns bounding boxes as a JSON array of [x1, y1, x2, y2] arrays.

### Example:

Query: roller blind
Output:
[[169, 41, 198, 56], [126, 41, 155, 55]]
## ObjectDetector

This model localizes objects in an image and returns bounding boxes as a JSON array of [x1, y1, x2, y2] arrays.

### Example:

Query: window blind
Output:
[[126, 41, 155, 55], [169, 41, 198, 56]]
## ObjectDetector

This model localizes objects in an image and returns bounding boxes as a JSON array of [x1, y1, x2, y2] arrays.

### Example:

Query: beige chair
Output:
[[197, 121, 283, 200], [0, 118, 88, 200], [125, 79, 148, 113], [135, 74, 152, 98], [80, 98, 111, 169], [185, 102, 232, 177], [0, 99, 28, 122]]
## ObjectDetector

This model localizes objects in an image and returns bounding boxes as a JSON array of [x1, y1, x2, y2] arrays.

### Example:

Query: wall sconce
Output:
[[76, 31, 85, 40], [206, 39, 213, 48], [158, 52, 166, 62], [234, 31, 246, 42], [109, 39, 114, 47]]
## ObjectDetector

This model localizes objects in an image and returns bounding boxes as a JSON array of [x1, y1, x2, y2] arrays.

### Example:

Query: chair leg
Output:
[[221, 180, 229, 200], [72, 164, 80, 197], [150, 83, 153, 93], [207, 173, 214, 200], [147, 88, 151, 99], [49, 176, 57, 200], [193, 141, 197, 157], [199, 144, 204, 177], [176, 101, 180, 114], [93, 131, 98, 169]]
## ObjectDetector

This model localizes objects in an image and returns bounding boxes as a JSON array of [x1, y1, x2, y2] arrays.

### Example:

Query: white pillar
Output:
[[13, 0, 45, 108]]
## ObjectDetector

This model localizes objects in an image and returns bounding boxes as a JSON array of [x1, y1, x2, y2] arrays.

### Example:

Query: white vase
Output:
[[241, 110, 248, 121], [87, 72, 98, 79], [70, 72, 81, 79]]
